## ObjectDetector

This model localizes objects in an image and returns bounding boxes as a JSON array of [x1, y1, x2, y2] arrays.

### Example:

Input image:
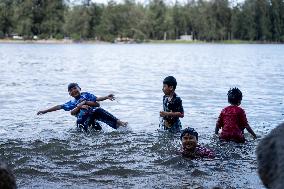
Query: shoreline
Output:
[[0, 39, 110, 44], [0, 39, 283, 44]]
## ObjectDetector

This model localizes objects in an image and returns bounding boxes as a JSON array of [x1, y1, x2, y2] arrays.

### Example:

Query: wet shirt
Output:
[[162, 93, 184, 124], [216, 105, 248, 142], [61, 92, 97, 111], [180, 146, 215, 159]]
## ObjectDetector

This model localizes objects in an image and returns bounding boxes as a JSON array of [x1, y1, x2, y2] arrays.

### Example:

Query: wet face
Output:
[[182, 133, 197, 152], [162, 84, 173, 96], [68, 86, 81, 98]]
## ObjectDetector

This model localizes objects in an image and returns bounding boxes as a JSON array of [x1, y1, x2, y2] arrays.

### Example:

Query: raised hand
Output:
[[107, 94, 115, 101]]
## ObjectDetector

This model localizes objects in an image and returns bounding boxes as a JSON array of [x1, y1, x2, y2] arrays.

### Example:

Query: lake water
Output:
[[0, 43, 283, 188]]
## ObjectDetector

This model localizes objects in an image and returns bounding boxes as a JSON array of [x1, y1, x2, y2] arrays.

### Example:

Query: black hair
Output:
[[227, 87, 242, 105], [180, 127, 198, 141], [68, 83, 80, 91], [163, 76, 177, 90]]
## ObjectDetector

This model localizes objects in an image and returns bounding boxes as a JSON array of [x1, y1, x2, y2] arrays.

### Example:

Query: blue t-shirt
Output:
[[61, 92, 97, 111]]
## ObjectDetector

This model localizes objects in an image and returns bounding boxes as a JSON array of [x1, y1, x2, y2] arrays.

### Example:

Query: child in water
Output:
[[160, 76, 184, 133], [180, 127, 215, 159], [37, 83, 127, 132], [215, 87, 257, 143]]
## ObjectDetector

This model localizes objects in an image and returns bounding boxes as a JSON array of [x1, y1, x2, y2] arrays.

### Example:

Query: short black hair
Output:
[[180, 127, 198, 141], [163, 76, 177, 90], [227, 87, 242, 105], [68, 83, 80, 91]]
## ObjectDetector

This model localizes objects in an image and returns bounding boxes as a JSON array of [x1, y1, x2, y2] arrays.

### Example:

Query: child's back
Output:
[[215, 88, 256, 143], [217, 105, 247, 143]]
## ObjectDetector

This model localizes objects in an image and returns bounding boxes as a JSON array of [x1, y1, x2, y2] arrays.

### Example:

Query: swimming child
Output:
[[160, 76, 184, 133], [215, 87, 257, 143], [180, 127, 215, 159], [37, 83, 127, 131]]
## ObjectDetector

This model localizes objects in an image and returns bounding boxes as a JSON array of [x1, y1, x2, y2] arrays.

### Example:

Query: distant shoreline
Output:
[[147, 39, 284, 44], [0, 39, 283, 44], [0, 39, 110, 44]]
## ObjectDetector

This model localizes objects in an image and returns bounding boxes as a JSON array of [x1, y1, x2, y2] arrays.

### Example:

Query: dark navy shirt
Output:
[[162, 93, 184, 132], [61, 92, 97, 111]]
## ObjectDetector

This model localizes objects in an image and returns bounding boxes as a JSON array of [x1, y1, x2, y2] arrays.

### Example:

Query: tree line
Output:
[[0, 0, 283, 42]]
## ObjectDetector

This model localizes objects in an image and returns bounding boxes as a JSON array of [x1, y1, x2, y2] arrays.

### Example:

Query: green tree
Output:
[[254, 0, 271, 40], [41, 0, 65, 39], [270, 0, 284, 41], [13, 0, 34, 38], [147, 0, 168, 40], [0, 0, 14, 37]]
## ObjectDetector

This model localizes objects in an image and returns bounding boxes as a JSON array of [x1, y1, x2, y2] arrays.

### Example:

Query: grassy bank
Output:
[[147, 39, 284, 44]]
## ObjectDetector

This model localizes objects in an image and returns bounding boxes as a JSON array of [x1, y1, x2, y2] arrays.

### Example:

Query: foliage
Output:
[[0, 0, 283, 42]]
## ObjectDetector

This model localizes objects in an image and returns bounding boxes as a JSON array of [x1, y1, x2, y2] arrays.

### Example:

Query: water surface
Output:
[[0, 43, 283, 188]]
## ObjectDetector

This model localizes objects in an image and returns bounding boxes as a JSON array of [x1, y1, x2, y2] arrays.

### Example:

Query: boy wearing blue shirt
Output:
[[160, 76, 184, 133], [37, 83, 127, 131]]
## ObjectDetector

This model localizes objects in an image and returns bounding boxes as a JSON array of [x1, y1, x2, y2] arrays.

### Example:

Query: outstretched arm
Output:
[[96, 94, 115, 101], [37, 105, 62, 115]]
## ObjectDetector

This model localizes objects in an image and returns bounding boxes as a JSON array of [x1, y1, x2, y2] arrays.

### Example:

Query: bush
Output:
[[70, 33, 81, 41], [133, 29, 146, 43], [0, 31, 4, 39], [55, 33, 64, 40], [280, 35, 284, 43]]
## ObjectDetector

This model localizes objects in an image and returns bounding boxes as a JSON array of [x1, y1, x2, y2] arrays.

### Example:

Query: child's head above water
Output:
[[180, 127, 199, 152], [68, 83, 82, 98], [163, 76, 177, 90], [227, 87, 242, 105], [162, 76, 177, 95], [68, 83, 80, 91]]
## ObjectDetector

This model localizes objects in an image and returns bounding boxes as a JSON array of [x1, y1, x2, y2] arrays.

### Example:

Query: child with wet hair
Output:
[[180, 127, 214, 159], [215, 87, 257, 143], [160, 76, 184, 133], [37, 83, 127, 132]]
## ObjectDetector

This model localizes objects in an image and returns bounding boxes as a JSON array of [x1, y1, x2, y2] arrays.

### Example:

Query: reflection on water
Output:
[[0, 44, 283, 188]]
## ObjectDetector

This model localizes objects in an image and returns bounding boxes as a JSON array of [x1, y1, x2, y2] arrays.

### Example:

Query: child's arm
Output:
[[245, 125, 257, 139], [239, 108, 257, 139], [215, 126, 220, 134], [70, 101, 89, 116], [70, 100, 101, 116], [215, 112, 223, 134], [160, 111, 184, 118], [160, 97, 184, 118], [85, 101, 100, 107], [96, 94, 115, 101], [37, 105, 62, 115]]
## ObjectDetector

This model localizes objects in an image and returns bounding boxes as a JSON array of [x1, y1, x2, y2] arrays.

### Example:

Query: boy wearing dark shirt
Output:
[[160, 76, 184, 133]]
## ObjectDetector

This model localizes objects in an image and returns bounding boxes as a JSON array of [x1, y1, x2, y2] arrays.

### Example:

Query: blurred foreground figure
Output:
[[256, 122, 284, 189], [0, 161, 16, 189]]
